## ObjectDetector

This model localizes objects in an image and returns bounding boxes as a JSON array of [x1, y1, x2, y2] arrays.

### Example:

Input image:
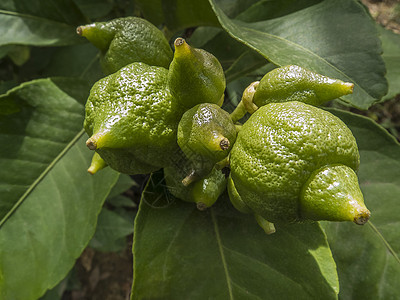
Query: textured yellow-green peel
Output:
[[253, 65, 355, 107], [87, 152, 108, 175], [300, 164, 370, 224], [168, 38, 226, 109]]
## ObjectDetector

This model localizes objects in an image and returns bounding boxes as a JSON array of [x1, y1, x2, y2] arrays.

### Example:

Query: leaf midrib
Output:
[[368, 221, 400, 265], [0, 9, 73, 28], [0, 129, 85, 228], [211, 209, 234, 299]]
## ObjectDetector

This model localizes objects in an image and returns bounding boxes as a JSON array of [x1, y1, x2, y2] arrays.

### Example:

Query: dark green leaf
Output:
[[41, 44, 103, 86], [0, 0, 87, 47], [131, 172, 338, 299], [107, 174, 136, 200], [324, 109, 400, 299], [0, 78, 91, 221], [73, 0, 114, 19], [136, 0, 219, 35], [0, 135, 119, 300], [209, 0, 388, 109], [89, 208, 134, 252], [189, 27, 267, 83], [378, 26, 400, 101]]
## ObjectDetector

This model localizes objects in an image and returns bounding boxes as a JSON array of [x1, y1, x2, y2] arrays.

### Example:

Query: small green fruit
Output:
[[84, 62, 182, 174], [167, 38, 226, 109], [164, 158, 227, 210], [77, 17, 173, 74], [253, 65, 354, 107], [177, 103, 236, 177], [228, 101, 370, 227]]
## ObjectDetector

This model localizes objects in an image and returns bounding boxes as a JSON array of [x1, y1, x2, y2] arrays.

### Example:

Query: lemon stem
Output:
[[230, 81, 260, 123], [182, 169, 199, 186], [215, 156, 230, 170], [255, 214, 276, 234], [230, 100, 247, 123]]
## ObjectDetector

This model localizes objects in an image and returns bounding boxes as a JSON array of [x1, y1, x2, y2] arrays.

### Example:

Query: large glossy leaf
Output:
[[324, 109, 400, 299], [0, 0, 87, 47], [131, 172, 339, 299], [209, 0, 388, 109], [0, 136, 119, 300], [0, 76, 120, 299], [378, 26, 400, 101], [136, 0, 219, 35], [0, 78, 90, 220], [189, 27, 267, 83]]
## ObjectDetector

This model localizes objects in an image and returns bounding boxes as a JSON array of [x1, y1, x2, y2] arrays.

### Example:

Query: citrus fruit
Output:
[[164, 158, 227, 210], [253, 65, 354, 107], [77, 17, 173, 74], [168, 38, 225, 109], [177, 103, 236, 177], [84, 62, 182, 174], [228, 101, 370, 226]]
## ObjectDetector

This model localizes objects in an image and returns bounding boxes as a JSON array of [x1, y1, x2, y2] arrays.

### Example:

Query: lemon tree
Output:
[[0, 1, 400, 299]]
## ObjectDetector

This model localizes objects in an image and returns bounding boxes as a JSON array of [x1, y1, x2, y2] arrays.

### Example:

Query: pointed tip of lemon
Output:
[[87, 165, 97, 175], [87, 152, 107, 175], [353, 207, 371, 225], [343, 82, 354, 95], [86, 137, 97, 150], [173, 37, 191, 57], [219, 138, 230, 150], [206, 135, 230, 152], [196, 202, 208, 211], [76, 26, 83, 36], [86, 132, 110, 150]]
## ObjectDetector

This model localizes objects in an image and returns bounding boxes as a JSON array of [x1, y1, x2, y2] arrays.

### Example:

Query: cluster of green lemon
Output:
[[78, 17, 370, 233]]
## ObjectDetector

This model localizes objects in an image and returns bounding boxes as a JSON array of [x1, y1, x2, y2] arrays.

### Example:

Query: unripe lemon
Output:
[[228, 101, 370, 226], [164, 158, 227, 210], [77, 17, 173, 74], [253, 65, 354, 107], [177, 103, 236, 177], [84, 62, 182, 174], [168, 38, 226, 109]]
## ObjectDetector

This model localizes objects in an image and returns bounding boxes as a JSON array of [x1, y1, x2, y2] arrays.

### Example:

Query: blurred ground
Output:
[[60, 1, 400, 299]]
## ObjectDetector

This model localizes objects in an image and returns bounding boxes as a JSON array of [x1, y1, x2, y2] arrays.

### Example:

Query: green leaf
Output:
[[189, 27, 267, 83], [89, 208, 134, 252], [324, 109, 400, 299], [73, 0, 114, 19], [136, 0, 219, 35], [378, 26, 400, 101], [209, 0, 388, 109], [131, 172, 339, 299], [0, 78, 90, 221], [107, 174, 136, 200], [41, 44, 103, 85], [0, 0, 87, 47], [0, 135, 119, 300]]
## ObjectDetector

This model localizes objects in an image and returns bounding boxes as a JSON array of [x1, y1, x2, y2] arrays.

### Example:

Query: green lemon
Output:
[[77, 17, 173, 74], [177, 103, 237, 178], [167, 38, 226, 109], [84, 62, 183, 174], [228, 101, 370, 227], [252, 65, 354, 107], [164, 157, 227, 210]]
